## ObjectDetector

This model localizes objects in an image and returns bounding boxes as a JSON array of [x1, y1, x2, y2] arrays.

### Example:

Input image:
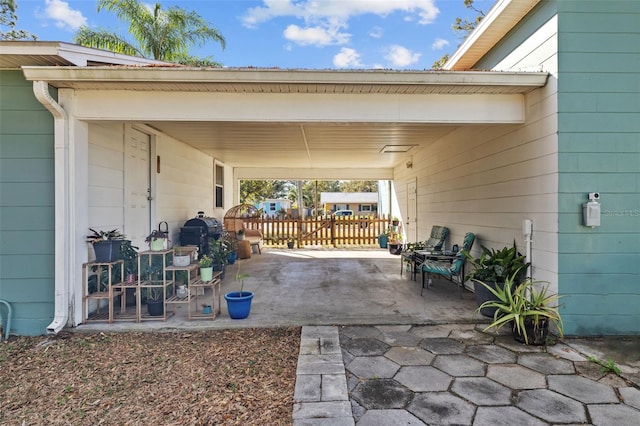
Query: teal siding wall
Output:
[[557, 1, 640, 335], [0, 71, 55, 336]]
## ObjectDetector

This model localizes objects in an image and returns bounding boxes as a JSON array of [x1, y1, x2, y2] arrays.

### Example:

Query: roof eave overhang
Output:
[[21, 66, 548, 94], [0, 41, 167, 68], [445, 0, 542, 71]]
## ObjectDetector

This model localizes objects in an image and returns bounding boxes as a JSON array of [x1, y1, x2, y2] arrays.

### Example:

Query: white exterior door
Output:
[[125, 127, 152, 248], [407, 178, 417, 242]]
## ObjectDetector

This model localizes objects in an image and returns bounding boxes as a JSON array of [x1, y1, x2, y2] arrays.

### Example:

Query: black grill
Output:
[[180, 212, 224, 256]]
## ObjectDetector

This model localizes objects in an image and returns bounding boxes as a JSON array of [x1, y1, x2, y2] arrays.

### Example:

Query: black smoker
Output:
[[180, 211, 224, 257]]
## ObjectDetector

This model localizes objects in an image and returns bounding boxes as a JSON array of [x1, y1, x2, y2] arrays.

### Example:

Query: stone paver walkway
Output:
[[293, 324, 640, 425]]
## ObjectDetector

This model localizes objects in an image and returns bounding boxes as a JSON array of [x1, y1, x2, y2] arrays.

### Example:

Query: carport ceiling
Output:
[[20, 65, 548, 171], [149, 121, 459, 169]]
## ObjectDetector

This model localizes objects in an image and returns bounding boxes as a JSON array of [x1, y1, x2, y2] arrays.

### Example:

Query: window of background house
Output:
[[360, 204, 372, 212], [269, 202, 277, 211], [215, 164, 224, 208]]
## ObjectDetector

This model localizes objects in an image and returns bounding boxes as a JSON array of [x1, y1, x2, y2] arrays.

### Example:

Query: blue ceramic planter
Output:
[[224, 291, 254, 319]]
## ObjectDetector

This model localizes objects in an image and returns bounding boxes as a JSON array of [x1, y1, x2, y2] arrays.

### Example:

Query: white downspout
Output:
[[33, 80, 70, 334]]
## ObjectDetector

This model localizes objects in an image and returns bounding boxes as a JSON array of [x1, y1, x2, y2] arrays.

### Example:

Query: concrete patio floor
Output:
[[79, 248, 484, 332]]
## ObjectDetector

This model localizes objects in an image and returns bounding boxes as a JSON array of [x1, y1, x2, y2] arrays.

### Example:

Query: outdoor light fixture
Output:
[[380, 144, 417, 153], [406, 160, 413, 168]]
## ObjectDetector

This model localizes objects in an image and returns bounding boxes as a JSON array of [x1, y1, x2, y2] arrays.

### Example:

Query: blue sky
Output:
[[13, 0, 494, 69]]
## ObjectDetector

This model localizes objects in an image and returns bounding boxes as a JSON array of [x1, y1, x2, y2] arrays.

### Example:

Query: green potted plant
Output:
[[145, 221, 169, 251], [199, 254, 214, 282], [86, 228, 125, 263], [224, 266, 253, 319], [378, 230, 389, 248], [142, 263, 165, 316], [464, 241, 529, 316], [387, 228, 403, 255], [476, 272, 564, 345], [208, 237, 228, 279]]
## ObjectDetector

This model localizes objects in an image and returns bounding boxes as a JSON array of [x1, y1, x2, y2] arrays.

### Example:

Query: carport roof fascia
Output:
[[21, 66, 548, 95]]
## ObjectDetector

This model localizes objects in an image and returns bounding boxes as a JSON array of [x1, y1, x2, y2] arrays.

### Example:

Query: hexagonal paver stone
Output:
[[419, 337, 465, 354], [342, 338, 390, 356], [352, 379, 412, 410], [620, 387, 640, 410], [394, 366, 453, 392], [409, 392, 475, 425], [410, 324, 458, 338], [340, 325, 381, 339], [487, 364, 546, 389], [385, 346, 435, 366], [466, 344, 517, 364], [517, 389, 587, 423], [378, 331, 422, 347], [518, 352, 576, 375], [357, 409, 425, 426], [449, 329, 495, 345], [588, 403, 640, 426], [347, 356, 400, 379], [548, 375, 618, 403], [433, 354, 486, 377], [474, 406, 548, 426], [494, 335, 544, 353], [451, 377, 512, 406]]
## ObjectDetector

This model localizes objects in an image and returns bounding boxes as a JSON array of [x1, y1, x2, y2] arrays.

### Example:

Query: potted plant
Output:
[[287, 236, 295, 249], [378, 230, 389, 248], [87, 228, 125, 263], [208, 237, 228, 279], [145, 221, 169, 251], [391, 216, 400, 226], [464, 241, 529, 317], [236, 229, 245, 240], [387, 228, 403, 255], [199, 254, 214, 282], [172, 247, 192, 267], [476, 273, 564, 345], [224, 266, 254, 319], [142, 263, 165, 316]]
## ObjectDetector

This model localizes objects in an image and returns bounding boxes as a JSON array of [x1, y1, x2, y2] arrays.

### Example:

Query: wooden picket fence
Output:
[[242, 214, 394, 248]]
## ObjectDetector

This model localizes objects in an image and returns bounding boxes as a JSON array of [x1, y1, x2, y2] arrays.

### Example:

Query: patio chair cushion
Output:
[[424, 226, 449, 251], [420, 232, 475, 295]]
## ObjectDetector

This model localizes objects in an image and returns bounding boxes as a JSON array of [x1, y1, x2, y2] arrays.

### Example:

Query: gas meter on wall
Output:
[[583, 192, 601, 228]]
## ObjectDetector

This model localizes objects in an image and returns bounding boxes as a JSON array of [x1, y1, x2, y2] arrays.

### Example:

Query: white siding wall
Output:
[[88, 123, 216, 245], [394, 12, 559, 290], [87, 123, 125, 230], [154, 131, 215, 241]]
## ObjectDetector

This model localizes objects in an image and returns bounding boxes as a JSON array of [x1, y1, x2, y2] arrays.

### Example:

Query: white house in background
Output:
[[321, 192, 379, 216], [256, 199, 292, 217]]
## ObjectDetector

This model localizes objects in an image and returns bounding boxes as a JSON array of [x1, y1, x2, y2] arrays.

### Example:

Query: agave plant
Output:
[[476, 271, 564, 345]]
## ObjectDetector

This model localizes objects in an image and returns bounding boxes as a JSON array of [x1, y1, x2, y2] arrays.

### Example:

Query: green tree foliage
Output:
[[341, 180, 378, 193], [240, 180, 288, 204], [432, 0, 485, 69], [73, 0, 225, 65], [240, 179, 377, 213], [0, 0, 37, 40]]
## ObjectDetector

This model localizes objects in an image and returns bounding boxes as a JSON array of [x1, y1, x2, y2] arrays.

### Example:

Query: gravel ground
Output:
[[0, 327, 301, 425]]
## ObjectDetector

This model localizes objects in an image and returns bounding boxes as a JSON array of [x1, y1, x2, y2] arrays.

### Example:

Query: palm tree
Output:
[[73, 0, 225, 66]]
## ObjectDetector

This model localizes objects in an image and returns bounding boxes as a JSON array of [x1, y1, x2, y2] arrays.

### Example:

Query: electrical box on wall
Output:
[[582, 193, 601, 227]]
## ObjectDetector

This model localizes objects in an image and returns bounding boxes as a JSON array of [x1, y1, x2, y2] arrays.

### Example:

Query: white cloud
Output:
[[432, 38, 450, 50], [333, 47, 363, 68], [283, 25, 350, 46], [44, 0, 86, 31], [243, 0, 439, 46], [369, 26, 383, 39], [385, 45, 421, 67]]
